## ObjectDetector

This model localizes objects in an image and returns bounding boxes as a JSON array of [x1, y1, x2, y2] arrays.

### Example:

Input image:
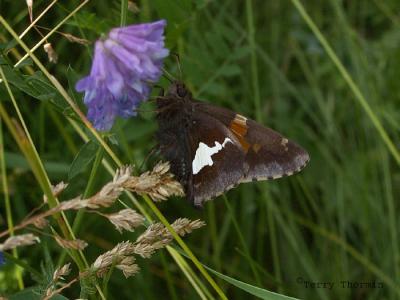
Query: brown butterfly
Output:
[[156, 81, 309, 207]]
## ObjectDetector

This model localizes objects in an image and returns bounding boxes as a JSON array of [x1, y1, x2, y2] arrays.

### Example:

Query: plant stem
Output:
[[0, 121, 24, 289], [246, 0, 262, 122], [0, 67, 85, 268], [73, 147, 104, 232], [120, 0, 128, 26], [223, 196, 261, 286], [143, 196, 228, 300], [290, 0, 400, 166]]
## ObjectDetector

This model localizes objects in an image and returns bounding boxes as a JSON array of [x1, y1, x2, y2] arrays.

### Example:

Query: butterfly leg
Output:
[[138, 145, 160, 172]]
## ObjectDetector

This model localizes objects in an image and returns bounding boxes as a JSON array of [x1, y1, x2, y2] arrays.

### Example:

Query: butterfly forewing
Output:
[[188, 111, 245, 206]]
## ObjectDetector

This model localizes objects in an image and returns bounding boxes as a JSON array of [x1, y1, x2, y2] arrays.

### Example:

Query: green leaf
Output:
[[0, 64, 69, 111], [0, 39, 17, 51], [5, 152, 69, 176], [204, 266, 299, 300], [23, 72, 59, 102], [66, 11, 110, 34], [176, 246, 299, 300], [66, 65, 83, 107], [68, 140, 99, 180], [14, 58, 33, 69]]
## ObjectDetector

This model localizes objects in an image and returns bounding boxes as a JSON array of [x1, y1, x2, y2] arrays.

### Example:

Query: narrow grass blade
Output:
[[290, 0, 400, 166]]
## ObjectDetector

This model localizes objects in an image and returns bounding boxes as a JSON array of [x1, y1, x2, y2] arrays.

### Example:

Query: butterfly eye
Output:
[[177, 84, 187, 97]]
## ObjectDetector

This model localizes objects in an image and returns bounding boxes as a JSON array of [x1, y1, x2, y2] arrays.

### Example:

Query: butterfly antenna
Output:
[[171, 52, 183, 80], [139, 146, 159, 172], [162, 68, 175, 83]]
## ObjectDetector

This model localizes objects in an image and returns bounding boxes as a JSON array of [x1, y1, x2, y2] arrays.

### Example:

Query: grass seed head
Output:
[[54, 236, 88, 250], [53, 263, 71, 281], [0, 234, 40, 251], [106, 208, 145, 233]]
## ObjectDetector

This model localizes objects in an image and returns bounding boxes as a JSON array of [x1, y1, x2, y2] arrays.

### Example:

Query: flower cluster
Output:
[[76, 20, 169, 130]]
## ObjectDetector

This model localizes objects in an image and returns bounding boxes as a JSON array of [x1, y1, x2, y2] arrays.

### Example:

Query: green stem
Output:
[[223, 196, 261, 286], [3, 252, 43, 280], [246, 0, 262, 122], [73, 147, 104, 232], [207, 202, 221, 271], [143, 196, 228, 300], [120, 0, 128, 26], [58, 148, 104, 267], [103, 261, 117, 297], [290, 212, 400, 296], [290, 0, 400, 166], [168, 247, 209, 300], [265, 189, 282, 292], [159, 251, 179, 300], [0, 121, 24, 289], [0, 14, 123, 170], [48, 107, 78, 154], [0, 67, 85, 269], [14, 0, 90, 67]]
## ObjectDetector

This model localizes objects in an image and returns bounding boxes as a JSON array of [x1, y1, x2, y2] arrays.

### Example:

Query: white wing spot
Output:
[[281, 138, 289, 151], [192, 138, 233, 175]]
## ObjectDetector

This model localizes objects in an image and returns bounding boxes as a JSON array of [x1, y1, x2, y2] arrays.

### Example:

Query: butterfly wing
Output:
[[187, 111, 246, 206], [156, 97, 246, 207], [195, 101, 310, 183], [156, 87, 309, 207]]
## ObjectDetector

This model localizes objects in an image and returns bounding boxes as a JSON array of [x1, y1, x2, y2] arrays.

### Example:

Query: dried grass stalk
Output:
[[53, 263, 71, 281], [54, 236, 88, 250], [26, 0, 33, 21], [62, 33, 91, 45], [0, 233, 40, 251], [133, 218, 206, 258], [124, 162, 184, 201], [116, 256, 140, 278], [0, 162, 182, 239], [33, 217, 49, 229], [105, 208, 145, 233], [92, 241, 138, 278], [43, 182, 68, 204]]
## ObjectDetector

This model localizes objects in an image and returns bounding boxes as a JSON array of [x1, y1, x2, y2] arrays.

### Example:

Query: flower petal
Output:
[[75, 20, 168, 131]]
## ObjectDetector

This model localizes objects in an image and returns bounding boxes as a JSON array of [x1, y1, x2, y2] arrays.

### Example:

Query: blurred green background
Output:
[[0, 0, 399, 299]]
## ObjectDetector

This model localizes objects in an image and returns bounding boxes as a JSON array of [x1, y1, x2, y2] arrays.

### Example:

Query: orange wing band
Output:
[[229, 114, 251, 153]]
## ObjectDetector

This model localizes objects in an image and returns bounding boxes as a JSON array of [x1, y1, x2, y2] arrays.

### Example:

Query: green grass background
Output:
[[0, 0, 399, 299]]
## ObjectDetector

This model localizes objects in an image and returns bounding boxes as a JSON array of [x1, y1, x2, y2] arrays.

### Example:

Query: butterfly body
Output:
[[156, 81, 309, 207]]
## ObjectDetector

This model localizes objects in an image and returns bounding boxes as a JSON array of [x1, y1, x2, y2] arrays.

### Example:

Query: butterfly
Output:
[[156, 81, 309, 207]]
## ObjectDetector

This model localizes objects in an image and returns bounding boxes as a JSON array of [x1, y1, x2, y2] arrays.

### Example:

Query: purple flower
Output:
[[76, 20, 169, 131]]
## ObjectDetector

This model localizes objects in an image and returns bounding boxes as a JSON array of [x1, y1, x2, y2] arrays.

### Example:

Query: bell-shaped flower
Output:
[[76, 20, 169, 131]]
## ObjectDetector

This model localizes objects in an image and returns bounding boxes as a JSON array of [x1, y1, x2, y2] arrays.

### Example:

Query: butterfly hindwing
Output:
[[196, 102, 309, 183], [240, 118, 309, 182]]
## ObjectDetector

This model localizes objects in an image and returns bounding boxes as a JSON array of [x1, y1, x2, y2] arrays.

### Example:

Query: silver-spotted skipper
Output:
[[156, 81, 309, 207]]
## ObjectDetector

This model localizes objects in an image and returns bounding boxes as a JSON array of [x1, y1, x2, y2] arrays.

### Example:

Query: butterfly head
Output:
[[167, 81, 192, 100]]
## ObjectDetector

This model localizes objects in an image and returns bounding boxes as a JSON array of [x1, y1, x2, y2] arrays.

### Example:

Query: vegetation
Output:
[[0, 0, 399, 299]]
